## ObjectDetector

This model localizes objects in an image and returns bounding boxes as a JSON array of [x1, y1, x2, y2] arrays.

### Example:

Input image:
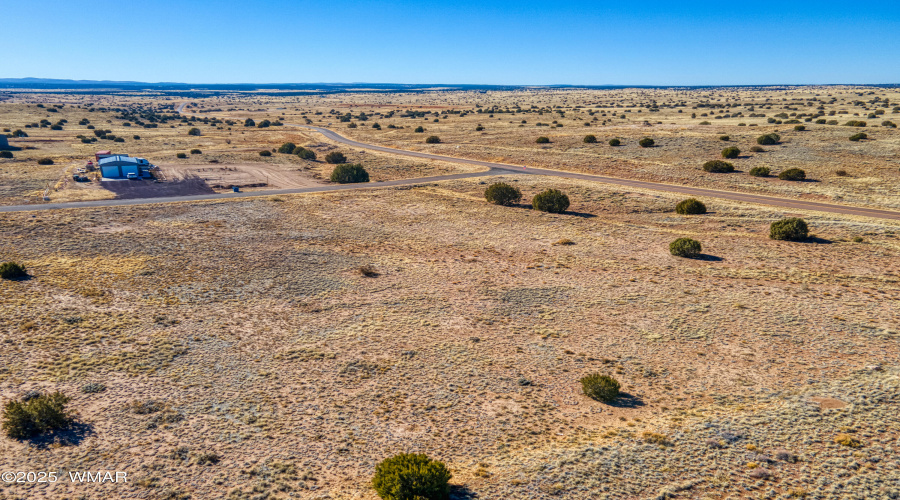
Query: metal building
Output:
[[0, 135, 9, 150], [98, 155, 152, 179]]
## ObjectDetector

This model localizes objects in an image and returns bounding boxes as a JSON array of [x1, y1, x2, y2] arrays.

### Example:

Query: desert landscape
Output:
[[1, 84, 899, 500]]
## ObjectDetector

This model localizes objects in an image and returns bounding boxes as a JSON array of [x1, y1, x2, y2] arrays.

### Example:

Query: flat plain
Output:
[[0, 86, 898, 499]]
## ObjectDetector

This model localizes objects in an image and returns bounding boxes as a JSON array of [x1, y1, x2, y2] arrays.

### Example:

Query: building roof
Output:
[[98, 155, 140, 165], [96, 150, 111, 155]]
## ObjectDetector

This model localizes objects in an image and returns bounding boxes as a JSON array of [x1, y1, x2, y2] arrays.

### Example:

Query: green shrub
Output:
[[849, 132, 867, 141], [608, 138, 621, 146], [132, 135, 141, 140], [475, 125, 484, 131], [882, 120, 896, 128], [484, 182, 522, 206], [778, 168, 806, 181], [535, 136, 550, 144], [0, 151, 12, 159], [425, 135, 441, 144], [675, 198, 707, 215], [187, 127, 201, 136], [583, 134, 597, 143], [721, 146, 740, 159], [295, 147, 317, 160], [669, 238, 702, 258], [414, 126, 425, 133], [0, 262, 28, 280], [750, 145, 765, 152], [257, 119, 271, 128], [37, 158, 54, 165], [699, 120, 711, 125], [702, 160, 734, 173], [844, 120, 866, 127], [330, 164, 369, 183], [580, 373, 620, 402], [749, 166, 770, 177], [718, 135, 730, 141], [756, 133, 781, 145], [639, 137, 654, 147], [244, 118, 255, 127], [347, 123, 357, 128], [532, 189, 570, 213], [816, 118, 827, 124], [176, 153, 187, 159], [81, 382, 106, 394], [2, 392, 73, 439], [372, 453, 451, 500], [794, 125, 805, 131], [325, 151, 347, 164], [278, 142, 296, 154], [190, 149, 202, 155], [259, 150, 272, 157], [769, 218, 808, 241]]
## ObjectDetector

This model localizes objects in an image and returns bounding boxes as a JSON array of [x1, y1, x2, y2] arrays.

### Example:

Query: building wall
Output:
[[0, 135, 8, 149]]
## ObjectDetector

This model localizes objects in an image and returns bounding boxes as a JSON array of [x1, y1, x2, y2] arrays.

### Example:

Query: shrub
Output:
[[535, 136, 550, 144], [750, 145, 765, 152], [372, 453, 451, 500], [325, 151, 347, 164], [721, 146, 740, 159], [475, 125, 484, 131], [347, 123, 357, 128], [702, 160, 734, 173], [425, 135, 441, 144], [835, 169, 848, 176], [244, 118, 255, 127], [295, 147, 316, 160], [0, 262, 28, 280], [675, 198, 706, 215], [794, 125, 806, 131], [132, 135, 141, 140], [778, 168, 806, 181], [37, 158, 54, 165], [114, 137, 125, 143], [670, 238, 702, 257], [769, 218, 808, 241], [187, 127, 201, 136], [330, 164, 369, 183], [0, 151, 12, 159], [2, 392, 72, 439], [882, 120, 896, 128], [719, 135, 730, 141], [749, 166, 770, 177], [259, 150, 272, 157], [849, 132, 867, 141], [257, 119, 271, 128], [81, 382, 106, 394], [583, 134, 597, 143], [844, 120, 866, 127], [756, 133, 781, 145], [608, 138, 621, 146], [580, 373, 620, 402], [176, 153, 187, 159], [834, 433, 861, 448], [278, 142, 296, 154], [414, 126, 425, 133], [190, 149, 202, 155], [699, 120, 711, 125], [484, 182, 522, 206], [638, 137, 654, 147], [532, 189, 570, 213]]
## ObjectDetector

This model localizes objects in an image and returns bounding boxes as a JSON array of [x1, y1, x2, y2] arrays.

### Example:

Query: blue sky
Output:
[[3, 0, 899, 85]]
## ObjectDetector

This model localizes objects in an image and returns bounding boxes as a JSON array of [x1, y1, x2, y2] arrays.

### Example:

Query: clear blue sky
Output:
[[4, 0, 899, 85]]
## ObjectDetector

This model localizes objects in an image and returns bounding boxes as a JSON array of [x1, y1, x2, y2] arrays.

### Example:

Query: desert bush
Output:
[[484, 182, 522, 206], [769, 218, 808, 241], [532, 189, 570, 213], [372, 453, 451, 500], [330, 164, 369, 183], [2, 392, 72, 439], [0, 262, 28, 280], [37, 158, 54, 165], [750, 145, 765, 152], [580, 373, 620, 402], [133, 135, 141, 140], [778, 168, 806, 181], [358, 265, 379, 277], [129, 399, 164, 414], [0, 151, 12, 159], [718, 135, 730, 141], [749, 166, 770, 177], [114, 137, 125, 143], [675, 198, 706, 215], [81, 382, 106, 394], [257, 119, 271, 128], [816, 118, 827, 124], [844, 120, 866, 127], [608, 138, 621, 146], [259, 150, 272, 157], [882, 120, 896, 128], [325, 151, 347, 164], [278, 142, 296, 154], [835, 169, 849, 177], [721, 146, 740, 159], [535, 136, 550, 144], [756, 133, 780, 145], [295, 147, 316, 160], [670, 238, 702, 258], [702, 160, 734, 173], [187, 127, 201, 136], [195, 452, 221, 466], [475, 125, 484, 131], [414, 126, 425, 133], [244, 118, 255, 127], [190, 149, 202, 155], [834, 433, 861, 448], [425, 135, 441, 144], [176, 153, 187, 159], [794, 125, 805, 131], [849, 132, 867, 141], [583, 134, 597, 143], [638, 137, 654, 147]]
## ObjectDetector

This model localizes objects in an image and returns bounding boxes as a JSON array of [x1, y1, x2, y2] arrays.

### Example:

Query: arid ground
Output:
[[0, 86, 898, 499]]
